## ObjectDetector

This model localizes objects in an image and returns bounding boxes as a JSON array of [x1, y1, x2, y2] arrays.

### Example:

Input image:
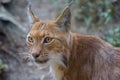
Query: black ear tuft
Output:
[[27, 1, 39, 24]]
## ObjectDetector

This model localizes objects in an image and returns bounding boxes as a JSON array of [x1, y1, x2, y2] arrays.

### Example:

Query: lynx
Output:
[[26, 4, 120, 80]]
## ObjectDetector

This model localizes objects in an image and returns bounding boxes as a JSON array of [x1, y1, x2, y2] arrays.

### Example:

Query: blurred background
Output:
[[0, 0, 120, 80]]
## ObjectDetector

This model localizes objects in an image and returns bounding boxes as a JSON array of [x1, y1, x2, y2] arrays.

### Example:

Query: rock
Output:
[[0, 4, 26, 46]]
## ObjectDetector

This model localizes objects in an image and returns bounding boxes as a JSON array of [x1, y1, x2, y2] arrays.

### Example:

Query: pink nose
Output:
[[32, 52, 40, 58]]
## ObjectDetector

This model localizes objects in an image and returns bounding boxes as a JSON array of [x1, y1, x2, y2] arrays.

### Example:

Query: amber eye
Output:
[[27, 36, 34, 43], [43, 37, 53, 43]]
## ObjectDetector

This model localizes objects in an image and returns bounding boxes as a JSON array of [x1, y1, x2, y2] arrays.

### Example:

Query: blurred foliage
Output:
[[102, 26, 120, 47], [74, 0, 117, 26], [75, 0, 120, 47]]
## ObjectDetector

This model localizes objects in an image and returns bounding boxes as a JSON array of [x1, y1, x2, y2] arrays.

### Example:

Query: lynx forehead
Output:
[[26, 2, 120, 80]]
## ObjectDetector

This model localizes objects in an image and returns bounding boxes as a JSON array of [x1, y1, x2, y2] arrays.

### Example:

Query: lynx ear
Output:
[[55, 6, 71, 32], [27, 2, 39, 24]]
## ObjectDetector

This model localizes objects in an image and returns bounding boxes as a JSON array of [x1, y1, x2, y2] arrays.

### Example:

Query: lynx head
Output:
[[26, 4, 71, 67]]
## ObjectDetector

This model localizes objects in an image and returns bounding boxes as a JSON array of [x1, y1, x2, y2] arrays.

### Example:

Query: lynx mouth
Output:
[[35, 58, 49, 64], [33, 53, 49, 64]]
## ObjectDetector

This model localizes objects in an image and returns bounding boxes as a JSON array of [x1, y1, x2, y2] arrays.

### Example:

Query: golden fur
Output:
[[26, 6, 120, 80]]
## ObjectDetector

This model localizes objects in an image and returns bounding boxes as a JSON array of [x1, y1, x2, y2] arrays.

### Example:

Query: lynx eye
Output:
[[27, 36, 34, 43], [43, 37, 53, 43]]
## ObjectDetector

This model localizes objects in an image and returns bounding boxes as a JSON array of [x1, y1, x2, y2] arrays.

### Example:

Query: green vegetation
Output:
[[75, 0, 117, 26], [75, 0, 120, 47], [102, 27, 120, 47]]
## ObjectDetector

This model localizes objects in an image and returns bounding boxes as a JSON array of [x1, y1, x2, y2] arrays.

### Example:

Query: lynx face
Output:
[[26, 5, 71, 66], [26, 21, 68, 64]]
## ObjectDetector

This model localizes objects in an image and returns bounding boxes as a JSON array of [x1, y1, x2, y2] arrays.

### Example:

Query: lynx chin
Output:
[[26, 3, 120, 80]]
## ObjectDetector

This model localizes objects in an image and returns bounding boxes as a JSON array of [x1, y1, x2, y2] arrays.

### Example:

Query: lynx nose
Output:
[[32, 52, 40, 58], [31, 47, 41, 58]]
